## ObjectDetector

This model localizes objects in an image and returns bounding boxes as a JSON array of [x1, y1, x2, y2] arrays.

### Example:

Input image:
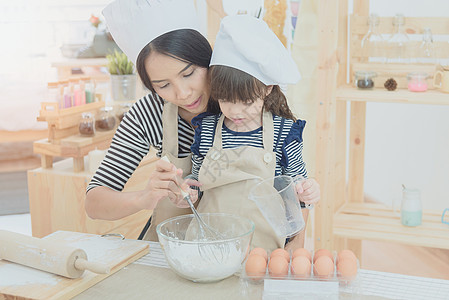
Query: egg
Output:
[[245, 254, 267, 280], [270, 248, 290, 262], [292, 248, 312, 262], [268, 256, 289, 278], [337, 257, 358, 279], [313, 248, 333, 263], [250, 247, 268, 262], [291, 256, 311, 278], [313, 255, 334, 277], [337, 249, 357, 263]]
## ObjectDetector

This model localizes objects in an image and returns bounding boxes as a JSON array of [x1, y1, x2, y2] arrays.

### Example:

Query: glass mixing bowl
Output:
[[156, 213, 255, 283]]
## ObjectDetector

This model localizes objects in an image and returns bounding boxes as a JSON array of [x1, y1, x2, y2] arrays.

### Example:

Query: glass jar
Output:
[[387, 14, 411, 64], [96, 106, 116, 131], [407, 72, 429, 92], [360, 14, 386, 63], [79, 112, 95, 136], [116, 102, 133, 122], [354, 71, 377, 89], [417, 28, 436, 64]]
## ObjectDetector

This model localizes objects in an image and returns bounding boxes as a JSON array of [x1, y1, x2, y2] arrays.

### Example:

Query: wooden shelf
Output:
[[33, 129, 115, 172], [334, 203, 449, 250], [336, 87, 449, 105]]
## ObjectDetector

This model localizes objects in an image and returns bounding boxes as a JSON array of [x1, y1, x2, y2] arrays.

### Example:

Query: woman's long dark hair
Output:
[[209, 65, 295, 120], [136, 29, 219, 113]]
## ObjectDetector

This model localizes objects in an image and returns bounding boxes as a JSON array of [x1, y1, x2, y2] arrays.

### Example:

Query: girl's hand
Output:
[[176, 178, 201, 208], [295, 178, 320, 205]]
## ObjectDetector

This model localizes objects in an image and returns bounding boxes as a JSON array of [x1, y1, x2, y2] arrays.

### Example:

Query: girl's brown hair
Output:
[[209, 65, 295, 120]]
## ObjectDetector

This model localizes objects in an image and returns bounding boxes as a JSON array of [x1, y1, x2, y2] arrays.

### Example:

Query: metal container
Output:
[[110, 74, 137, 101]]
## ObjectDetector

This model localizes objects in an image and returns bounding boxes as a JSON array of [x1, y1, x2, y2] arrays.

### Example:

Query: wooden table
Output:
[[73, 263, 390, 300]]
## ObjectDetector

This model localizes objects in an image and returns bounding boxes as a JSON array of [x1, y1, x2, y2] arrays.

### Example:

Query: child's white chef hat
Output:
[[210, 15, 301, 85], [103, 0, 200, 64]]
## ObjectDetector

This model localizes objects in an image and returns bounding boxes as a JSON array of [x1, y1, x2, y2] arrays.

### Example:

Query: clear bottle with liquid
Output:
[[417, 28, 436, 64], [387, 14, 410, 64], [361, 14, 386, 63]]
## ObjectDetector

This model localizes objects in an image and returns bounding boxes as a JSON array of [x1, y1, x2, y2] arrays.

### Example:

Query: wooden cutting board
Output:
[[0, 230, 149, 299]]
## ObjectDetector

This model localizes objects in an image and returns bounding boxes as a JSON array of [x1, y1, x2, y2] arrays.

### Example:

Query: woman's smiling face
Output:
[[145, 51, 209, 115]]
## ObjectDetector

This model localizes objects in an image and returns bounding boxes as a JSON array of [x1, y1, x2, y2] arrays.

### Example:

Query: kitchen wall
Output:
[[355, 0, 449, 210]]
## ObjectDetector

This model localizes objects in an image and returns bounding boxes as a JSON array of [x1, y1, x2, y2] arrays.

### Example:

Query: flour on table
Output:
[[0, 263, 61, 287]]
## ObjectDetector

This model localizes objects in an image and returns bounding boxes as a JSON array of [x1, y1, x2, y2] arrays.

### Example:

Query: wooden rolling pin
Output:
[[0, 230, 110, 278]]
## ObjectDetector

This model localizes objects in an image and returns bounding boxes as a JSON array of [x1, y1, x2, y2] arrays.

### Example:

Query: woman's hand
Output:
[[295, 178, 320, 205], [140, 159, 201, 209]]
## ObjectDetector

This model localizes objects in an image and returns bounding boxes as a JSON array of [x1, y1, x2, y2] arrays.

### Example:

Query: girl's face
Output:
[[145, 51, 209, 115], [219, 98, 264, 132]]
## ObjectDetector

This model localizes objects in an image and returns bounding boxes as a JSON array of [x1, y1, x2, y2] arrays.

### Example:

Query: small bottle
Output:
[[387, 14, 410, 64], [354, 71, 377, 89], [401, 187, 422, 227], [73, 84, 82, 106], [417, 28, 436, 64], [68, 78, 78, 94], [96, 106, 116, 131], [47, 82, 61, 107], [58, 80, 69, 106], [361, 14, 386, 63], [63, 86, 72, 108], [79, 76, 88, 105], [79, 112, 95, 136], [85, 78, 95, 104]]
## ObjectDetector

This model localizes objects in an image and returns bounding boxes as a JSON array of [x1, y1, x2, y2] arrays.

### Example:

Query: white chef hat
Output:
[[210, 15, 301, 85], [103, 0, 200, 64]]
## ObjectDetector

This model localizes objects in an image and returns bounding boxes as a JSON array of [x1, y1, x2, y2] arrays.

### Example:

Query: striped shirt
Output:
[[86, 93, 194, 193], [190, 113, 308, 181]]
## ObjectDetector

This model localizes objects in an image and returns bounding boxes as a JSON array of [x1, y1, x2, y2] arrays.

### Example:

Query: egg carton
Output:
[[238, 250, 362, 298]]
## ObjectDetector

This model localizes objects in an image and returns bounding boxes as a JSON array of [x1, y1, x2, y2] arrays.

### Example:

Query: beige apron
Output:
[[197, 111, 285, 250], [142, 102, 194, 241]]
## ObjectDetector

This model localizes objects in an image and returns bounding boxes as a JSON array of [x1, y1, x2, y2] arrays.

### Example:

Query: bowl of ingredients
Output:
[[157, 213, 255, 283]]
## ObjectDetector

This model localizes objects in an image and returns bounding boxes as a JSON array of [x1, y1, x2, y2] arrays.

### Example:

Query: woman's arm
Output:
[[86, 158, 186, 220]]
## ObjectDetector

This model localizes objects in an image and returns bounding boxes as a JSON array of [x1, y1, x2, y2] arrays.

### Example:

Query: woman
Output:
[[85, 0, 218, 240]]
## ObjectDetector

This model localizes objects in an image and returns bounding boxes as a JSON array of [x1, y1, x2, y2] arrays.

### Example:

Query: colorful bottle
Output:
[[73, 84, 82, 106], [63, 86, 72, 108], [85, 78, 95, 103]]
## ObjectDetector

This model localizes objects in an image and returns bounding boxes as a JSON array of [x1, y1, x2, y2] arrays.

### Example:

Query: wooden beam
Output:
[[314, 0, 339, 250]]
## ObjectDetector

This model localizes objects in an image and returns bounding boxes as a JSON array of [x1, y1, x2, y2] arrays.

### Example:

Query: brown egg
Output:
[[313, 248, 333, 263], [270, 248, 290, 262], [337, 249, 357, 263], [245, 254, 267, 280], [291, 256, 311, 278], [250, 247, 268, 262], [337, 257, 358, 279], [268, 256, 289, 278], [292, 248, 312, 262], [313, 255, 334, 277]]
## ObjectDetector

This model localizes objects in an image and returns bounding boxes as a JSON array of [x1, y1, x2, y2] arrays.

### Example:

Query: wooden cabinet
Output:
[[313, 0, 449, 257], [27, 150, 157, 239]]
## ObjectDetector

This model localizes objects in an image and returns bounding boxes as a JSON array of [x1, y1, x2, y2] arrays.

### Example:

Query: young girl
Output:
[[189, 15, 320, 250]]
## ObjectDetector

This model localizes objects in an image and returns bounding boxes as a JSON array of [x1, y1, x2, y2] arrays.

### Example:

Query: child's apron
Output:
[[142, 102, 194, 241], [197, 111, 285, 250]]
